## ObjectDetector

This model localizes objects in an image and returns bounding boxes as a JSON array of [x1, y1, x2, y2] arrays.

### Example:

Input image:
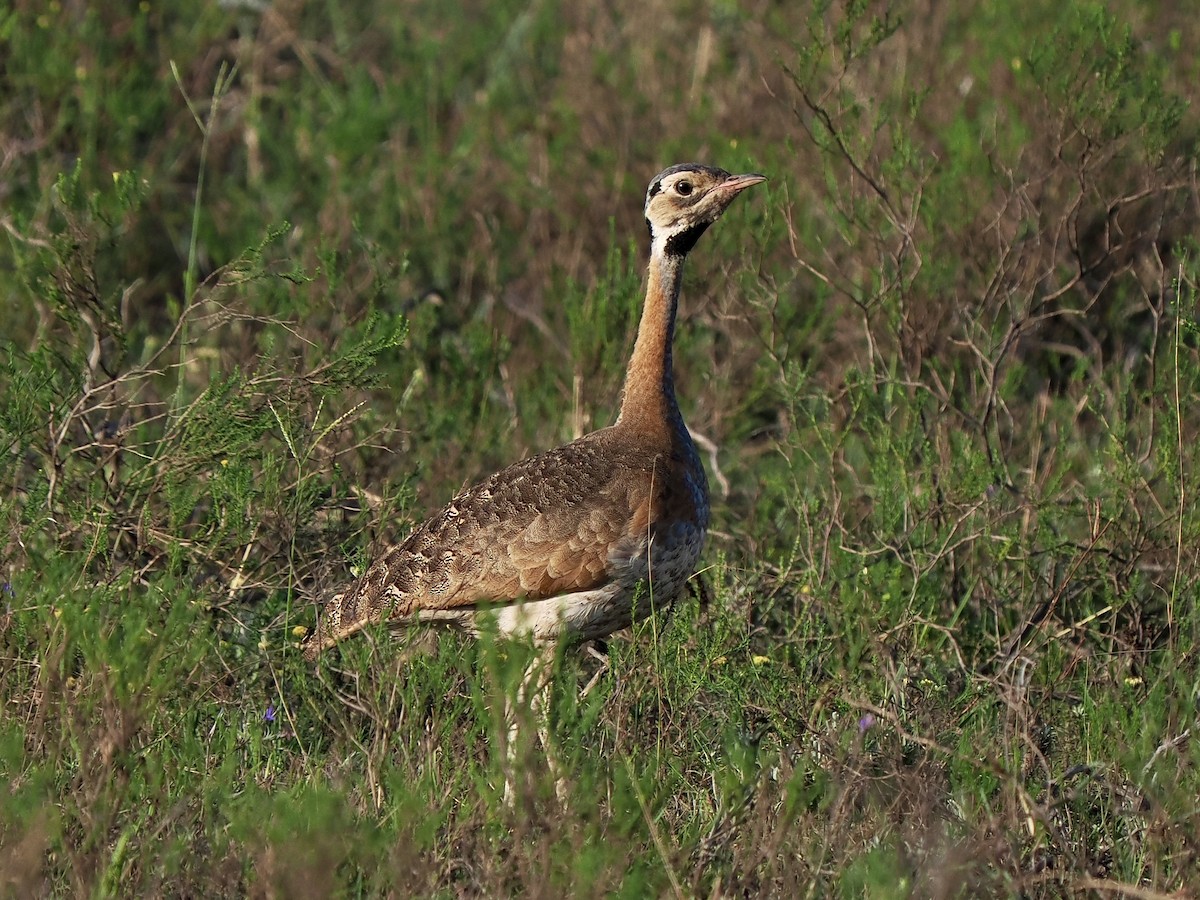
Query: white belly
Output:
[[475, 521, 706, 642]]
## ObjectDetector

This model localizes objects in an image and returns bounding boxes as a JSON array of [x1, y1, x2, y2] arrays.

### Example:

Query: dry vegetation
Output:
[[2, 0, 1199, 896]]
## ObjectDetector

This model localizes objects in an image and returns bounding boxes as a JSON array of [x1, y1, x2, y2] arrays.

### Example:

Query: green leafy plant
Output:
[[2, 1, 1199, 896]]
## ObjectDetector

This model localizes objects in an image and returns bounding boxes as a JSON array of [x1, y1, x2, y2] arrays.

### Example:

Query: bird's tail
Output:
[[301, 589, 367, 661]]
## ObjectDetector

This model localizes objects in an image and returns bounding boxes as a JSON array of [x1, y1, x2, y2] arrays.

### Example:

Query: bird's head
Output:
[[644, 163, 766, 257]]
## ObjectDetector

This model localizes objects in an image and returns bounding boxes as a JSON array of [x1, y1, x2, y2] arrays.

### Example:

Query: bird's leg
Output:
[[502, 703, 518, 806], [502, 641, 562, 805], [580, 640, 610, 699], [502, 676, 528, 806], [528, 645, 567, 800]]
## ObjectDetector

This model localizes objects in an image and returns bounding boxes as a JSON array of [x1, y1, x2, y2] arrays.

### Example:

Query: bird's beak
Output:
[[719, 172, 767, 195]]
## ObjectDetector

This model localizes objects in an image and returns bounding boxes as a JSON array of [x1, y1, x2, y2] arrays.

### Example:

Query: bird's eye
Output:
[[675, 180, 693, 196]]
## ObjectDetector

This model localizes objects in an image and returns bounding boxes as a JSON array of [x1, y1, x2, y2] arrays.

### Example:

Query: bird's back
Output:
[[303, 422, 708, 658]]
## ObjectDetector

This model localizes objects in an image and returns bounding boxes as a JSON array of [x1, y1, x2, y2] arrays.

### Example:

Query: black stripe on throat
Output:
[[663, 221, 711, 257]]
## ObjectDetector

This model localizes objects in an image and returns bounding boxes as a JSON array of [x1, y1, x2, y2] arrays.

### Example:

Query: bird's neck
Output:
[[617, 248, 687, 437]]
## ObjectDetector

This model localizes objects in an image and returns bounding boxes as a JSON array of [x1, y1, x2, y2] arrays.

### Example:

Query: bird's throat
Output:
[[617, 250, 686, 436]]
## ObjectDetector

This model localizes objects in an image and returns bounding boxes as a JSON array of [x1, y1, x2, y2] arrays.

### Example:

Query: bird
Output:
[[305, 165, 763, 801], [302, 164, 764, 663]]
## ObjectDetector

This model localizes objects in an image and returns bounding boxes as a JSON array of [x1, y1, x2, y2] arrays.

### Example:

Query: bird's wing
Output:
[[303, 433, 656, 658]]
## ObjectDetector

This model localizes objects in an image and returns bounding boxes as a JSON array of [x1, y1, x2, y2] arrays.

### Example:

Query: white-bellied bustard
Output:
[[304, 163, 764, 795]]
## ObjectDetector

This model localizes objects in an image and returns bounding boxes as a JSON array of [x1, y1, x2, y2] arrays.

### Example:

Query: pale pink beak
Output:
[[719, 172, 768, 194]]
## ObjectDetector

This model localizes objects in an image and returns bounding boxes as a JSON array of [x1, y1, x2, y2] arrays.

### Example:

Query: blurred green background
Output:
[[1, 1, 1199, 895]]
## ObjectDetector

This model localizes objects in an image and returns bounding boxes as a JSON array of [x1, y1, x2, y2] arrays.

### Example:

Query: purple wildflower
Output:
[[858, 713, 876, 733], [263, 704, 276, 723]]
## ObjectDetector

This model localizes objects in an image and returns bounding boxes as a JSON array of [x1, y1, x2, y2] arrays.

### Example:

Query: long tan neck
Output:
[[617, 250, 686, 436]]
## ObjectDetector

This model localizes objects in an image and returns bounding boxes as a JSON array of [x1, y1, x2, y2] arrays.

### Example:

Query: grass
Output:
[[2, 0, 1200, 895]]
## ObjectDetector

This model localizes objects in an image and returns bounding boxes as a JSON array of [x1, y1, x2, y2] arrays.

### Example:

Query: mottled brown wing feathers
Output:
[[303, 431, 656, 659]]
